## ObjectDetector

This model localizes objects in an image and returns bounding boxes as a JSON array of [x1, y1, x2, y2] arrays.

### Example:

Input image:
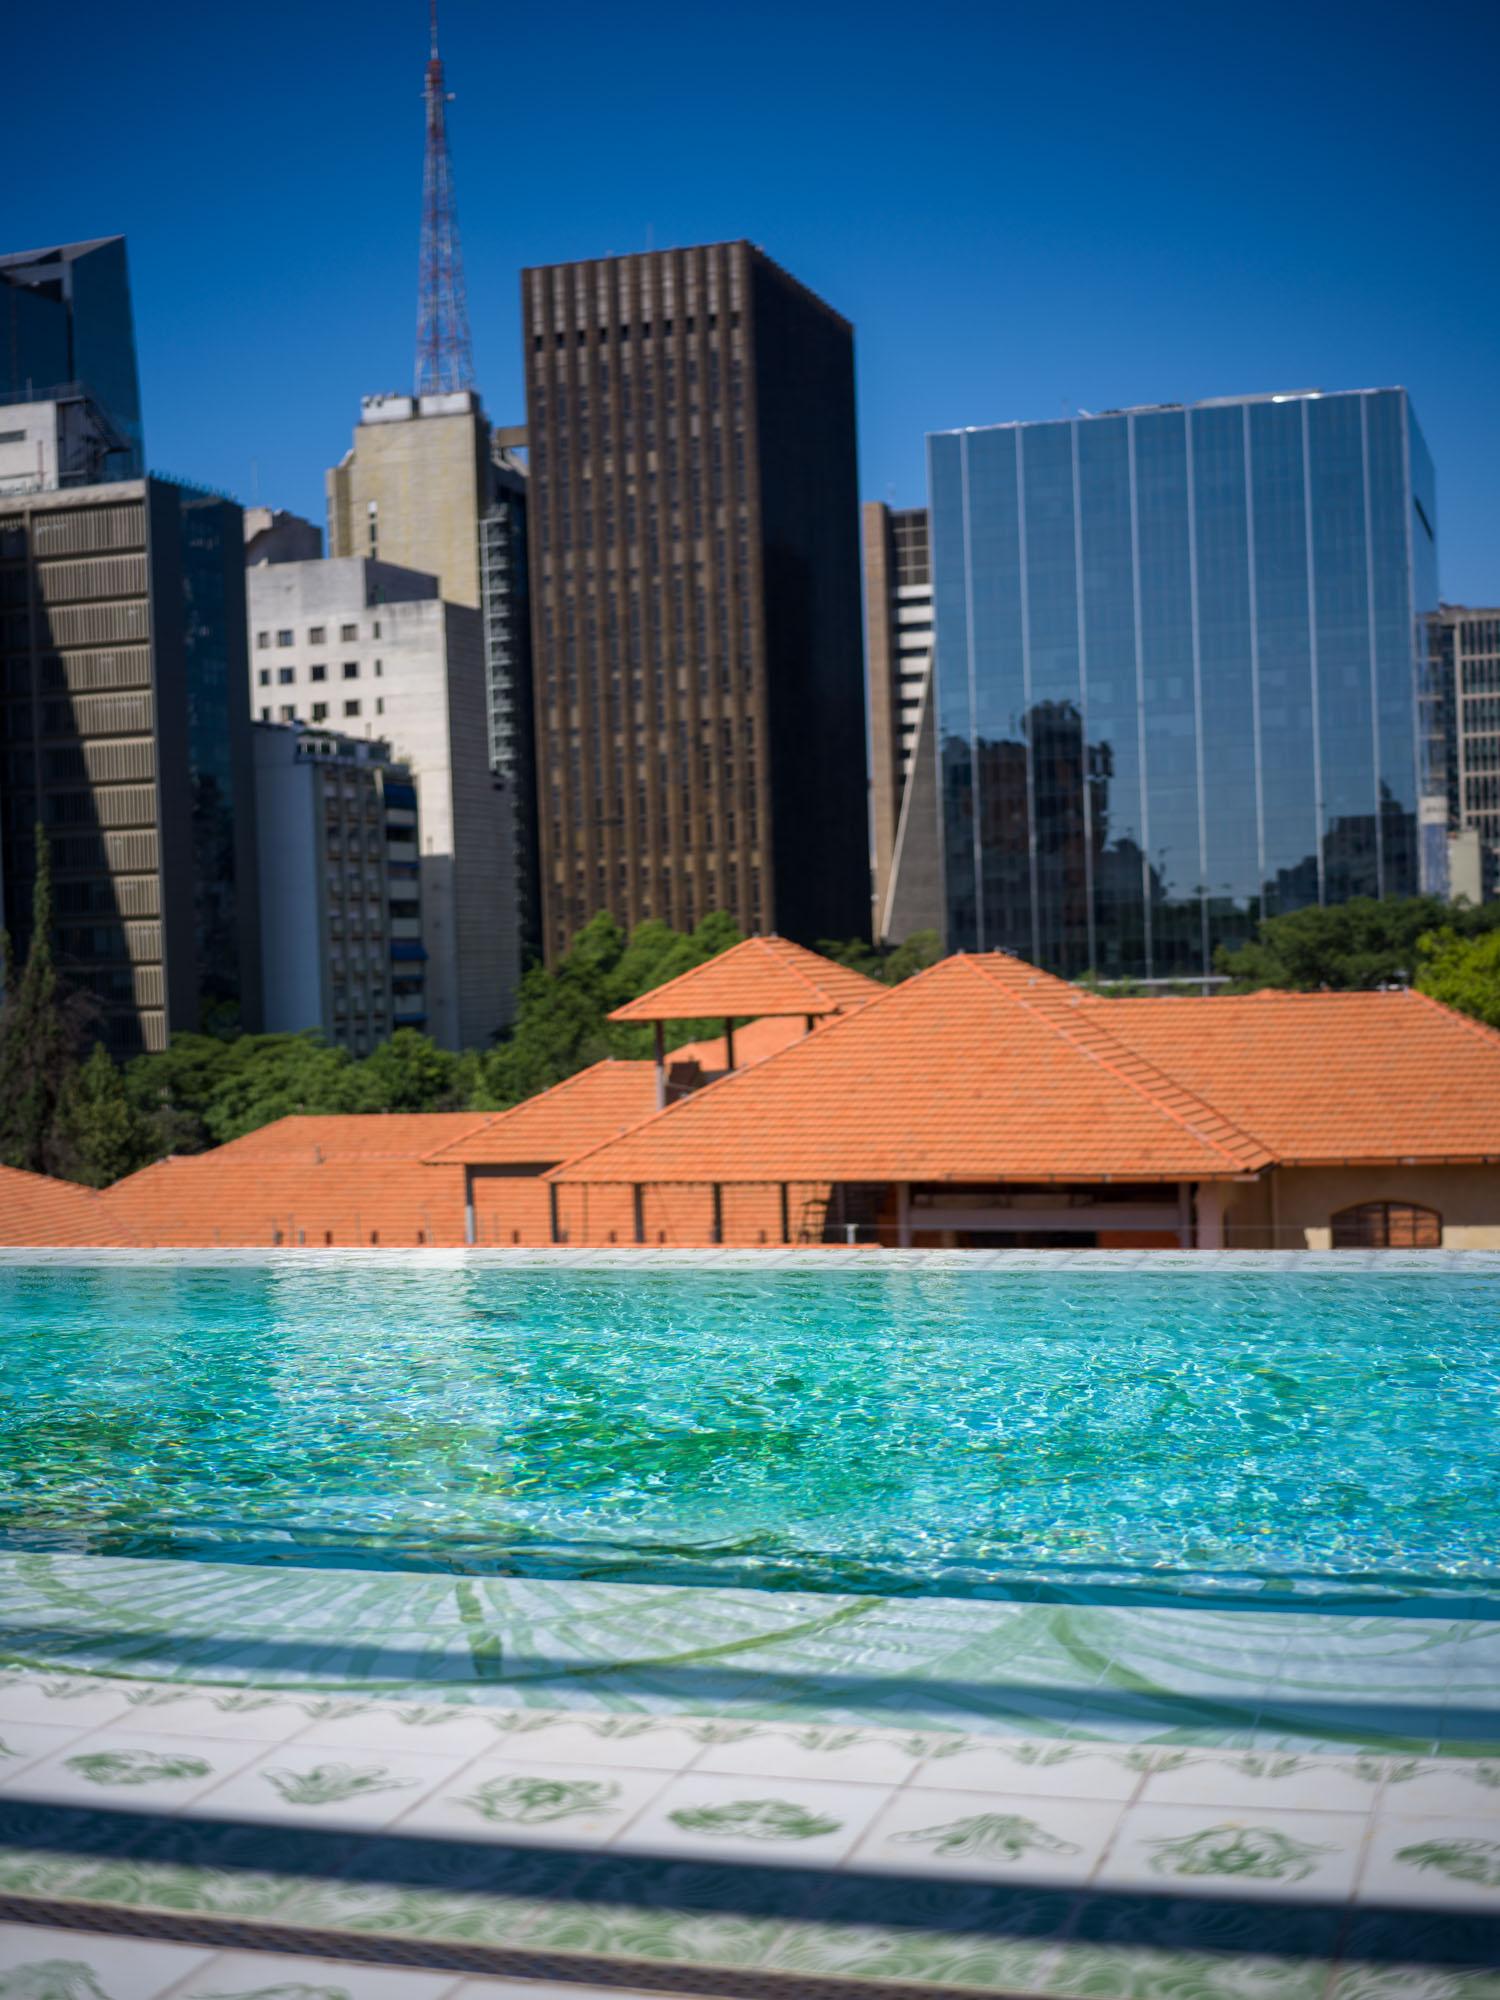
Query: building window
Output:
[[341, 623, 358, 641], [310, 664, 327, 682], [256, 631, 270, 650], [1331, 1202, 1442, 1249], [344, 700, 361, 718], [308, 625, 326, 644], [312, 702, 328, 722], [259, 706, 271, 721], [375, 697, 384, 715], [374, 660, 382, 676], [280, 704, 296, 721], [278, 667, 295, 684], [257, 669, 270, 687], [277, 628, 294, 646], [372, 620, 382, 638], [343, 662, 359, 680]]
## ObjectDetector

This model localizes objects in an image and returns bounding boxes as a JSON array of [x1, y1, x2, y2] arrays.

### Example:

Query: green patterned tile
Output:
[[1039, 1941, 1331, 1998]]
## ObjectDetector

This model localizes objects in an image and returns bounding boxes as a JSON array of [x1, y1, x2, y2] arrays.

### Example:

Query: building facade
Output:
[[245, 556, 514, 1046], [1429, 604, 1500, 901], [522, 241, 869, 958], [863, 502, 941, 942], [0, 237, 143, 482], [929, 388, 1440, 981], [0, 476, 259, 1053], [252, 722, 424, 1051], [245, 508, 322, 565], [326, 394, 537, 962]]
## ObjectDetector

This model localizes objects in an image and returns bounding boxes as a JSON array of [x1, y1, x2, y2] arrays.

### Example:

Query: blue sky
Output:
[[10, 0, 1500, 599]]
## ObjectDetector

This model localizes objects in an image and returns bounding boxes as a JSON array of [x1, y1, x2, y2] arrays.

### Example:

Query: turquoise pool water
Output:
[[0, 1260, 1494, 1608]]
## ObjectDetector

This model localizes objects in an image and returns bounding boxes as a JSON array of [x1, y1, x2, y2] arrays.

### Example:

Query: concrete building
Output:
[[252, 722, 424, 1052], [1429, 604, 1500, 900], [244, 508, 322, 565], [0, 236, 143, 481], [522, 242, 869, 959], [862, 502, 942, 943], [929, 388, 1440, 981], [327, 394, 538, 960], [245, 557, 513, 1047], [0, 472, 259, 1053]]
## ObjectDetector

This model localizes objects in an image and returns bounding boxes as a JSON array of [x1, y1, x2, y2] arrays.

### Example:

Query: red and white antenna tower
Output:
[[415, 0, 475, 396]]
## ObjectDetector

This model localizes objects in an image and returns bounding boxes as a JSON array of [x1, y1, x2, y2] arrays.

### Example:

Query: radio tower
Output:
[[415, 0, 475, 396]]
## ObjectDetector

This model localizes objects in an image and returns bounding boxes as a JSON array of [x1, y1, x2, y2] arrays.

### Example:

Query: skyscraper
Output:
[[0, 476, 259, 1053], [1429, 604, 1500, 901], [863, 502, 941, 942], [929, 388, 1440, 982], [522, 241, 868, 958], [0, 238, 143, 481]]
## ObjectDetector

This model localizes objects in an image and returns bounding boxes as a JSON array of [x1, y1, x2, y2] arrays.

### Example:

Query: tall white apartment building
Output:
[[245, 558, 517, 1047]]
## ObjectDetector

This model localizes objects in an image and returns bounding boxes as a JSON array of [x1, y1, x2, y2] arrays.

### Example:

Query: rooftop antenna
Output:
[[415, 0, 476, 396]]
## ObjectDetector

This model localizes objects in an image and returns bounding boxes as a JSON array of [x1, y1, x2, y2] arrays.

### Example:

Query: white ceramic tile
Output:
[[912, 1737, 1143, 1802], [1374, 1759, 1500, 1816], [1361, 1813, 1500, 1909], [613, 1770, 890, 1864], [1139, 1749, 1385, 1814], [111, 1690, 313, 1744], [693, 1722, 922, 1786], [852, 1784, 1119, 1883], [170, 1947, 460, 1998], [1101, 1801, 1366, 1902], [0, 1920, 214, 1997], [0, 1717, 101, 1773], [283, 1700, 503, 1761], [0, 1675, 135, 1730], [483, 1713, 705, 1771], [0, 1729, 255, 1809], [396, 1754, 672, 1847], [187, 1738, 471, 1831]]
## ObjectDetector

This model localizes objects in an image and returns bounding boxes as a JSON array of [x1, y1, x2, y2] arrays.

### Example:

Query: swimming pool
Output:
[[0, 1257, 1494, 1610]]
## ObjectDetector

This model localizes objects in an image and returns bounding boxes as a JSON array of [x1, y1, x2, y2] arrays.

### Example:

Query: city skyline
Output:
[[6, 0, 1498, 601]]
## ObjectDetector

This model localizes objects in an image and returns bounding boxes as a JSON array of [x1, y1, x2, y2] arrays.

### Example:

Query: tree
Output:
[[55, 1043, 158, 1187], [346, 1028, 463, 1112], [1416, 927, 1500, 1030], [196, 1033, 357, 1144], [815, 930, 944, 985], [0, 826, 87, 1174], [1215, 896, 1500, 993]]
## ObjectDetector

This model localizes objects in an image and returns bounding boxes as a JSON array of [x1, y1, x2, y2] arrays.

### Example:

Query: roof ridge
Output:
[[1403, 985, 1500, 1049], [419, 1061, 626, 1162], [969, 961, 1272, 1170], [546, 957, 940, 1180]]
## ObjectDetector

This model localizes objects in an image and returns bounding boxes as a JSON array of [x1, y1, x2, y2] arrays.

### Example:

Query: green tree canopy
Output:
[[55, 1043, 158, 1187], [1416, 926, 1500, 1030], [0, 827, 90, 1175], [814, 930, 944, 986], [1214, 896, 1500, 993]]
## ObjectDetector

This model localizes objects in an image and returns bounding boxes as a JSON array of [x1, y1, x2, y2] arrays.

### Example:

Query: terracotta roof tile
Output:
[[608, 935, 884, 1022], [0, 1165, 138, 1246], [209, 1113, 490, 1162], [555, 954, 1275, 1185], [103, 1151, 468, 1247], [421, 1061, 660, 1165], [1103, 988, 1500, 1164], [668, 1015, 810, 1070]]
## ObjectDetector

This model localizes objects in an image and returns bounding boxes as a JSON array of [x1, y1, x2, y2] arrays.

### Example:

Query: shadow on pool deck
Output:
[[0, 1623, 1493, 1750], [0, 1796, 1496, 1977]]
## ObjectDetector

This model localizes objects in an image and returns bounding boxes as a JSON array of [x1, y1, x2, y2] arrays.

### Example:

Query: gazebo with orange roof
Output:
[[608, 934, 883, 1104]]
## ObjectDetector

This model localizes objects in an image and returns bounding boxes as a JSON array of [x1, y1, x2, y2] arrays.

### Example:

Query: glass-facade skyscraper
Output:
[[929, 389, 1439, 981]]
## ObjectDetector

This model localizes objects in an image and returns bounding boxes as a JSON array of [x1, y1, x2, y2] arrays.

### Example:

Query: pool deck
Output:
[[0, 1549, 1497, 1998]]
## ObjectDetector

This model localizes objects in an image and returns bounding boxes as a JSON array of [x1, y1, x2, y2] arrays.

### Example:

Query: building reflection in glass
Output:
[[930, 390, 1438, 982]]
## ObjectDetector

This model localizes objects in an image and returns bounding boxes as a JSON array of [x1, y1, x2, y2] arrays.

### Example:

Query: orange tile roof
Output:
[[555, 954, 1275, 1185], [421, 1061, 660, 1165], [0, 1165, 138, 1246], [103, 1151, 468, 1247], [608, 935, 884, 1022], [1102, 988, 1500, 1165], [208, 1113, 491, 1162], [668, 1014, 810, 1070]]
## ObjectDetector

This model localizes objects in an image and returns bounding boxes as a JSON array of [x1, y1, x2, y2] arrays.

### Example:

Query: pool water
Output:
[[0, 1260, 1495, 1609]]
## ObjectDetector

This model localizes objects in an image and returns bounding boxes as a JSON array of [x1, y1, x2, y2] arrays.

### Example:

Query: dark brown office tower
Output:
[[522, 242, 868, 959]]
